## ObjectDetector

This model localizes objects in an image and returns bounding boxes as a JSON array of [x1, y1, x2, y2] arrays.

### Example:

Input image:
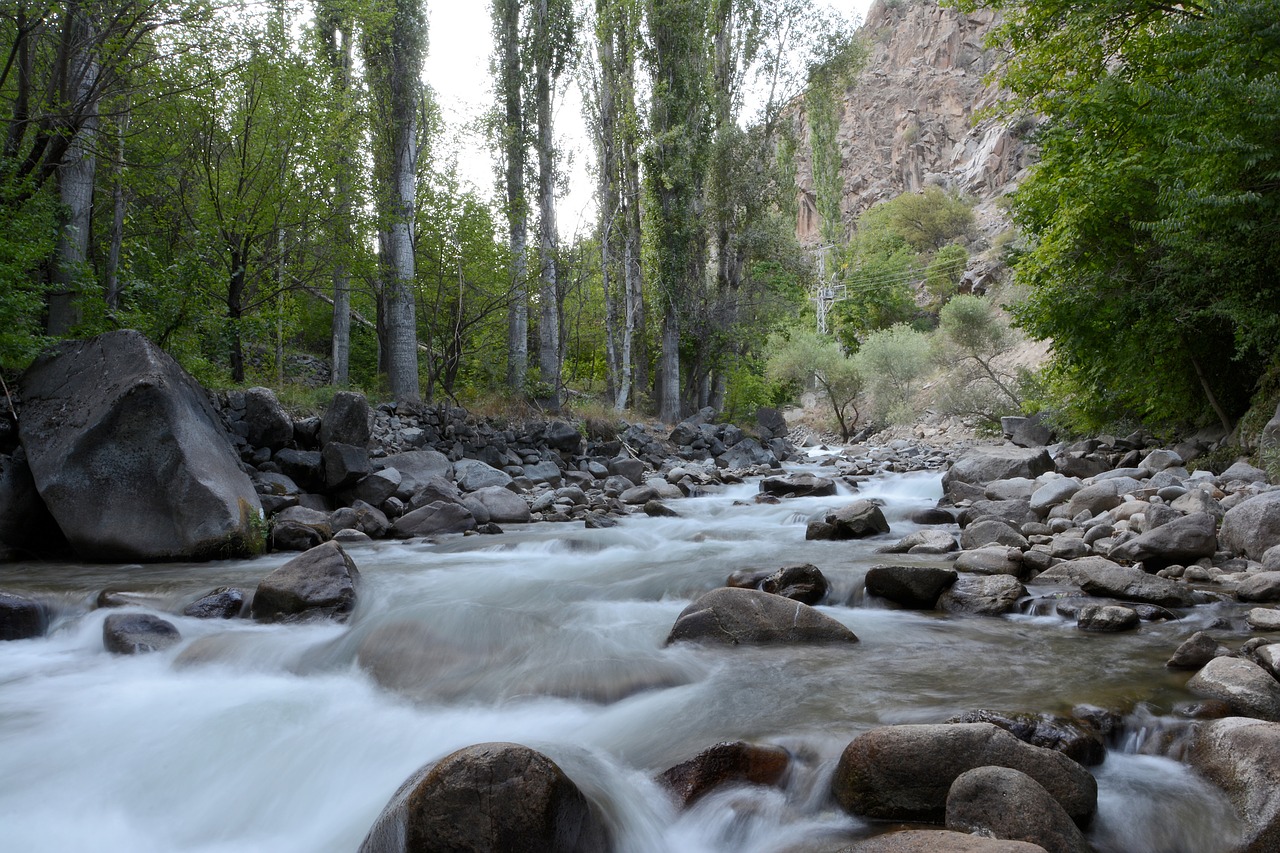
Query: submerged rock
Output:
[[358, 742, 611, 853], [251, 540, 360, 623], [0, 591, 48, 640], [102, 612, 181, 655], [658, 741, 789, 807]]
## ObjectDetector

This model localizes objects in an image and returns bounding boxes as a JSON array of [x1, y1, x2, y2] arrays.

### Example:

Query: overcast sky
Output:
[[421, 1, 876, 232]]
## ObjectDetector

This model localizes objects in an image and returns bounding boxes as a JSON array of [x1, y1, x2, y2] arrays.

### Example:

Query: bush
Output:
[[853, 324, 931, 424]]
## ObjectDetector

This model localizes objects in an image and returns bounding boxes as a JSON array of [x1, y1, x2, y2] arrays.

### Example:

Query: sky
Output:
[[420, 0, 877, 233]]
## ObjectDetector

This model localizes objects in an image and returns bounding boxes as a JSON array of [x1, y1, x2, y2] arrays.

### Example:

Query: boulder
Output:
[[1186, 657, 1280, 721], [182, 587, 246, 619], [390, 502, 477, 538], [0, 448, 63, 554], [756, 407, 788, 440], [806, 500, 890, 541], [944, 710, 1104, 767], [358, 742, 611, 853], [379, 450, 453, 497], [1038, 556, 1194, 608], [607, 456, 646, 484], [102, 612, 181, 654], [1248, 608, 1280, 631], [832, 723, 1097, 827], [454, 458, 513, 492], [319, 391, 370, 448], [759, 473, 837, 498], [1107, 512, 1217, 567], [878, 529, 958, 555], [943, 447, 1054, 500], [759, 563, 829, 605], [718, 437, 777, 470], [467, 486, 531, 524], [0, 591, 48, 640], [1063, 479, 1139, 518], [243, 386, 293, 450], [1221, 491, 1280, 560], [865, 565, 958, 609], [544, 420, 583, 453], [1076, 604, 1140, 632], [250, 540, 360, 623], [938, 575, 1026, 616], [330, 501, 390, 539], [523, 460, 563, 487], [946, 767, 1091, 853], [352, 469, 402, 507], [322, 441, 371, 492], [17, 331, 264, 561], [1221, 460, 1270, 484], [840, 831, 1048, 852], [1189, 717, 1280, 853], [658, 741, 789, 807], [1166, 631, 1226, 670], [273, 449, 325, 493], [955, 546, 1024, 577], [960, 519, 1029, 550], [985, 477, 1037, 502], [1238, 571, 1280, 603], [665, 587, 858, 646]]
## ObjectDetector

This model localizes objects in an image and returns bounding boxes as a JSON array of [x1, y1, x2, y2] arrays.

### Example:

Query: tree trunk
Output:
[[48, 3, 101, 335], [319, 6, 356, 387], [104, 104, 128, 311], [496, 0, 529, 395], [228, 240, 248, 383], [534, 0, 561, 409]]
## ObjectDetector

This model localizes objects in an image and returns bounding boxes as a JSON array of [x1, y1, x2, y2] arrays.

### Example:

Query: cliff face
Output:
[[794, 0, 1032, 245]]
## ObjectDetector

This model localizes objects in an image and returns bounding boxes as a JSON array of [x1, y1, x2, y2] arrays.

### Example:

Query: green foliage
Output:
[[858, 186, 974, 253], [925, 244, 968, 304], [766, 326, 862, 438], [963, 0, 1280, 431], [935, 295, 1024, 423], [0, 192, 57, 371], [852, 323, 930, 425]]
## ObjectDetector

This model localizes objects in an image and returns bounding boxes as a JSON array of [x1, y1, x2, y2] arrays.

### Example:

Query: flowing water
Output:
[[0, 469, 1248, 852]]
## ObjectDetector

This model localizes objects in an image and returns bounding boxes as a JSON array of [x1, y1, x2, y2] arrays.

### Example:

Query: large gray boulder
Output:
[[806, 500, 890, 541], [946, 766, 1091, 853], [1238, 572, 1280, 603], [319, 391, 370, 448], [1221, 491, 1280, 560], [832, 723, 1097, 827], [1036, 556, 1194, 608], [1029, 478, 1082, 516], [378, 450, 453, 497], [1189, 717, 1280, 853], [943, 447, 1054, 500], [938, 575, 1026, 616], [1107, 512, 1217, 566], [358, 742, 611, 853], [466, 486, 531, 524], [250, 540, 360, 623], [390, 502, 476, 538], [243, 386, 293, 450], [454, 458, 513, 492], [865, 565, 958, 609], [1186, 657, 1280, 721], [666, 587, 858, 646], [17, 331, 263, 561]]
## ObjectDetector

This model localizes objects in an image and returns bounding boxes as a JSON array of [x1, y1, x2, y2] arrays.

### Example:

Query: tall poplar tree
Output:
[[492, 0, 529, 395], [361, 0, 426, 402]]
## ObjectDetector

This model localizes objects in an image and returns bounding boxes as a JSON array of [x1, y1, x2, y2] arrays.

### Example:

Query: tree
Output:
[[766, 326, 862, 439], [361, 0, 426, 402], [961, 0, 1280, 432], [853, 323, 931, 424], [936, 294, 1022, 413], [491, 0, 529, 394]]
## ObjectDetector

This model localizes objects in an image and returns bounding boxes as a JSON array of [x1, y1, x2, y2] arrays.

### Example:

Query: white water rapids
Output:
[[0, 470, 1246, 851]]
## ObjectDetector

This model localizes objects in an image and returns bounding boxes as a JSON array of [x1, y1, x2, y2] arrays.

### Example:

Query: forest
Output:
[[1, 0, 1277, 438]]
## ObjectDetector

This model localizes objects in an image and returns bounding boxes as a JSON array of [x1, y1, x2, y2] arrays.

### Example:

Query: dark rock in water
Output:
[[878, 529, 958, 555], [0, 591, 48, 640], [103, 612, 181, 654], [1186, 657, 1280, 721], [759, 473, 836, 498], [725, 569, 771, 589], [842, 830, 1048, 852], [271, 519, 328, 552], [17, 330, 263, 561], [946, 766, 1091, 853], [644, 499, 680, 518], [665, 587, 858, 646], [243, 386, 293, 450], [182, 587, 246, 619], [583, 512, 617, 529], [390, 502, 477, 538], [322, 441, 370, 491], [865, 565, 958, 609], [1167, 631, 1225, 670], [832, 723, 1097, 828], [911, 507, 957, 525], [1189, 717, 1280, 853], [251, 540, 360, 623], [760, 563, 829, 605], [658, 741, 790, 807], [319, 391, 371, 449], [946, 710, 1105, 767], [806, 500, 890, 541], [358, 742, 611, 853], [1076, 604, 1140, 632], [1108, 512, 1217, 567]]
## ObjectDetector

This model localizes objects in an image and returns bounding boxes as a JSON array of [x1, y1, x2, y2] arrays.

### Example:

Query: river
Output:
[[0, 468, 1247, 852]]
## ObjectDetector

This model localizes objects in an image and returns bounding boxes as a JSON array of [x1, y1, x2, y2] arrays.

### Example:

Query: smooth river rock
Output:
[[1189, 717, 1280, 853], [1221, 491, 1280, 560], [840, 830, 1048, 853], [17, 330, 264, 561], [665, 587, 858, 646], [250, 541, 360, 623], [832, 723, 1097, 827], [805, 500, 890, 541], [658, 741, 789, 807], [102, 612, 181, 654], [1186, 657, 1280, 721], [946, 766, 1091, 853], [358, 742, 611, 853], [864, 565, 957, 609], [0, 591, 48, 640]]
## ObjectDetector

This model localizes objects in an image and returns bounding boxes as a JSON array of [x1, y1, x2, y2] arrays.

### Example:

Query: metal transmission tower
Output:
[[812, 243, 846, 335]]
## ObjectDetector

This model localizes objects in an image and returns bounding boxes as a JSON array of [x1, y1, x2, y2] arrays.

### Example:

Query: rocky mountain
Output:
[[794, 0, 1034, 247]]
